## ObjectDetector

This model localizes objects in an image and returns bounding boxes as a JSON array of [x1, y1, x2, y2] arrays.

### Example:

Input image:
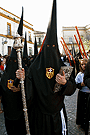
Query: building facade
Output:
[[61, 25, 90, 55], [34, 30, 46, 52], [0, 7, 34, 56]]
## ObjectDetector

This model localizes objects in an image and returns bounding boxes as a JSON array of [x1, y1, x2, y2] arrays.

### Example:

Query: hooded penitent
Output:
[[26, 0, 65, 115], [17, 6, 23, 36], [30, 36, 38, 63], [1, 6, 24, 120], [1, 47, 23, 120], [34, 36, 38, 58], [22, 32, 30, 66]]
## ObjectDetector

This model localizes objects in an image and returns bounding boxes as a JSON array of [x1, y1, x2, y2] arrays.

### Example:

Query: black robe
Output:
[[1, 49, 27, 135], [76, 86, 90, 128], [84, 59, 90, 88], [25, 0, 76, 134], [84, 59, 90, 134], [26, 63, 76, 135]]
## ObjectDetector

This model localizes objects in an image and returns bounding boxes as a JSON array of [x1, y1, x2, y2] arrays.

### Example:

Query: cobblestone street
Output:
[[0, 89, 90, 135], [65, 89, 90, 135]]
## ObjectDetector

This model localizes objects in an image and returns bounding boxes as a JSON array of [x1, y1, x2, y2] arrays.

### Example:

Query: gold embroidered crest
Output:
[[46, 67, 54, 79], [7, 79, 14, 89]]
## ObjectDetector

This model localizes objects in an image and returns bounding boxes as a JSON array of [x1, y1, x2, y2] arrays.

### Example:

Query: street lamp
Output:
[[2, 38, 8, 56]]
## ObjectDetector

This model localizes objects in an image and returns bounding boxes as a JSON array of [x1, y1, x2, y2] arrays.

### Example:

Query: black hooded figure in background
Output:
[[1, 48, 26, 135], [30, 36, 38, 64], [33, 36, 38, 58], [16, 0, 76, 134], [22, 32, 31, 68]]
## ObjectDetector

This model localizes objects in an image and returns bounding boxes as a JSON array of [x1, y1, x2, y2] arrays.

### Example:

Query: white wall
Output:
[[0, 15, 34, 56]]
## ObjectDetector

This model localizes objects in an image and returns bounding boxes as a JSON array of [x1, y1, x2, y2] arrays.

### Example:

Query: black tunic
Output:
[[26, 66, 76, 135], [25, 0, 76, 134], [76, 90, 90, 127], [1, 48, 27, 135]]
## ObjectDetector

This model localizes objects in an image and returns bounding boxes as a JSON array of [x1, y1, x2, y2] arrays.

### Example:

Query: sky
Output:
[[1, 0, 90, 49]]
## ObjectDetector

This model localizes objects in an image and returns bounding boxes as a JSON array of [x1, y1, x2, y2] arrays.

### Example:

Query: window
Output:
[[7, 22, 11, 35]]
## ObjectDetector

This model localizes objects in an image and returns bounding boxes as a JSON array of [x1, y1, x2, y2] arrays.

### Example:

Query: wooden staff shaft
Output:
[[75, 26, 87, 58], [74, 35, 84, 58]]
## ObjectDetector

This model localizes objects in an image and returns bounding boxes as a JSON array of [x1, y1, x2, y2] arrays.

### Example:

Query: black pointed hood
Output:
[[17, 7, 23, 36], [2, 47, 18, 89], [23, 32, 28, 60], [34, 36, 38, 57], [22, 32, 31, 67], [35, 0, 64, 76], [27, 0, 65, 115], [44, 0, 57, 46], [30, 36, 38, 63], [9, 47, 17, 61]]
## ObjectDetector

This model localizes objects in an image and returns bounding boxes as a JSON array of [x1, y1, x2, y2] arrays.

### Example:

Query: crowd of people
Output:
[[0, 48, 90, 135]]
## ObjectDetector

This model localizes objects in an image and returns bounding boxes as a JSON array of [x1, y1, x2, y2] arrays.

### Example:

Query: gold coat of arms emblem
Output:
[[46, 67, 54, 79], [7, 79, 14, 89]]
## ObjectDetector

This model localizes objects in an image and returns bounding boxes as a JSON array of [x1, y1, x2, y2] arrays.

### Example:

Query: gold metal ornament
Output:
[[46, 67, 54, 79], [7, 79, 14, 89]]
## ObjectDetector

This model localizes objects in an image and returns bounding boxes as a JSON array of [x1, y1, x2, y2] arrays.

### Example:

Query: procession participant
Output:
[[16, 0, 76, 134], [1, 48, 26, 135], [29, 36, 38, 64], [75, 58, 90, 130], [84, 59, 90, 134], [84, 59, 90, 90], [0, 58, 4, 113], [33, 36, 38, 58], [22, 32, 31, 68], [0, 60, 4, 113], [0, 59, 4, 71], [71, 59, 75, 78]]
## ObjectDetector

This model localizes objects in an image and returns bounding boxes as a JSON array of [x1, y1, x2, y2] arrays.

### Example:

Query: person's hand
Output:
[[10, 84, 20, 92], [81, 82, 85, 86], [56, 71, 67, 85], [16, 68, 25, 80]]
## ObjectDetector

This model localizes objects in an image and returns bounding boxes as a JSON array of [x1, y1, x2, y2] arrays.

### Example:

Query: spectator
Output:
[[75, 58, 89, 130], [0, 59, 4, 71]]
